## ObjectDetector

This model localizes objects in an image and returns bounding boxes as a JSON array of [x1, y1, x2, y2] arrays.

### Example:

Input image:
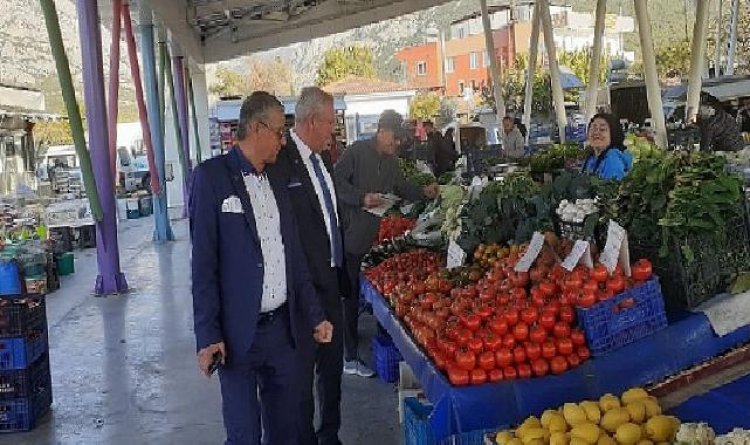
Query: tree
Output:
[[707, 1, 750, 75], [481, 55, 552, 116], [655, 40, 692, 79], [316, 45, 377, 86], [35, 120, 73, 145], [409, 93, 441, 120], [557, 49, 608, 86], [246, 56, 296, 96], [209, 67, 246, 97]]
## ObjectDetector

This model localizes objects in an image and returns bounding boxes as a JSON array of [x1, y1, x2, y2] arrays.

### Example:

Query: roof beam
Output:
[[143, 0, 205, 63]]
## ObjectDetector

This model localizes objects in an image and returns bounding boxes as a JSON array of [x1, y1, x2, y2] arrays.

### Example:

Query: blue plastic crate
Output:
[[0, 330, 48, 371], [0, 379, 52, 433], [0, 353, 50, 400], [0, 296, 46, 339], [372, 334, 402, 383], [576, 276, 668, 357], [403, 397, 496, 445]]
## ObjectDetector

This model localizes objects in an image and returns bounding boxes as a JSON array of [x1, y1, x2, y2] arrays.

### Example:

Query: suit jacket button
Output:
[[257, 263, 263, 268]]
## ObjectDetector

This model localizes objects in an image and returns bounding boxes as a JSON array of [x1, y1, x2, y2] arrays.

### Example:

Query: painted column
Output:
[[172, 53, 191, 216], [726, 0, 740, 75], [585, 0, 607, 123], [479, 0, 505, 120], [107, 0, 122, 185], [715, 0, 723, 76], [188, 65, 211, 163], [76, 0, 128, 294], [539, 0, 568, 142], [634, 0, 668, 148], [523, 1, 542, 144], [139, 5, 174, 242], [687, 0, 713, 122]]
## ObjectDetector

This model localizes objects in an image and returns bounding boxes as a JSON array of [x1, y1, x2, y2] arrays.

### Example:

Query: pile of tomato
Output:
[[375, 216, 416, 245]]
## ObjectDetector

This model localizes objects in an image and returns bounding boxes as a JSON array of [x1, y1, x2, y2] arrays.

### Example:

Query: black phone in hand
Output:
[[209, 351, 223, 375]]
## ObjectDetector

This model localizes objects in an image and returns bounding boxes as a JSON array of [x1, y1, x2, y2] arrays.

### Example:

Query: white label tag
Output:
[[514, 232, 545, 272], [562, 240, 593, 271], [447, 240, 466, 269], [600, 220, 630, 274]]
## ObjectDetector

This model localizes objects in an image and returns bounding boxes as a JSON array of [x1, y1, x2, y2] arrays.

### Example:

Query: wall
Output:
[[395, 42, 442, 90]]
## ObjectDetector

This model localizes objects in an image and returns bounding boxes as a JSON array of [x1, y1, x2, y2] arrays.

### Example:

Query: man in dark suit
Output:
[[190, 91, 333, 445], [270, 87, 348, 445]]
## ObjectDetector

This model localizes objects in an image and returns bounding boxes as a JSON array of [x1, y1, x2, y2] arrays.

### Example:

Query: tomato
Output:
[[455, 349, 476, 371], [503, 366, 518, 380], [510, 272, 529, 288], [513, 322, 530, 341], [570, 330, 586, 347], [632, 259, 653, 282], [532, 358, 550, 377], [566, 353, 581, 369], [532, 295, 547, 308], [479, 288, 497, 302], [512, 346, 527, 364], [529, 267, 544, 283], [525, 342, 542, 361], [517, 363, 532, 379], [433, 352, 447, 370], [577, 290, 597, 309], [502, 334, 516, 349], [488, 368, 504, 383], [607, 276, 626, 295], [529, 326, 547, 344], [559, 306, 575, 324], [591, 264, 609, 283], [583, 280, 599, 294], [577, 346, 591, 361], [483, 333, 502, 352], [456, 329, 473, 346], [619, 298, 636, 310], [495, 348, 513, 367], [564, 277, 583, 292], [542, 341, 557, 359], [461, 314, 481, 332], [539, 312, 556, 331], [557, 337, 574, 356], [539, 281, 556, 297], [473, 349, 493, 370], [468, 337, 484, 354], [550, 356, 569, 375], [521, 307, 539, 325], [503, 308, 519, 326], [511, 287, 527, 301], [448, 367, 469, 386], [489, 318, 509, 336], [553, 322, 571, 339]]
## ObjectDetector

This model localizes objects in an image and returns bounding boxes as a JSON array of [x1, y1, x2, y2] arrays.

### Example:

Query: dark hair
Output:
[[588, 112, 625, 150], [502, 116, 513, 123], [236, 91, 284, 140]]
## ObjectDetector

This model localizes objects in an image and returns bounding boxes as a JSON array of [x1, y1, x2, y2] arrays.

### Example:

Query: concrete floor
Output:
[[3, 216, 401, 445]]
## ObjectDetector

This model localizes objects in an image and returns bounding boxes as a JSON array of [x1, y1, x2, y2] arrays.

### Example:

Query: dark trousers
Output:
[[218, 308, 300, 445], [298, 301, 344, 445], [343, 252, 365, 361]]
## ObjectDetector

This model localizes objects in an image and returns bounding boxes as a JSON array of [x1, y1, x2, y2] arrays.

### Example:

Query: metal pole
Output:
[[539, 0, 568, 142], [479, 0, 505, 120], [687, 0, 712, 122], [585, 0, 607, 123], [107, 0, 122, 187], [634, 0, 668, 148], [715, 0, 723, 76], [75, 0, 128, 294], [187, 67, 203, 164], [139, 5, 174, 242], [173, 56, 193, 174], [727, 0, 739, 75], [523, 1, 541, 144]]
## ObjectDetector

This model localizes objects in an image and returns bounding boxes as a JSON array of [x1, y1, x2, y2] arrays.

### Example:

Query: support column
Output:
[[172, 53, 191, 216], [479, 0, 505, 120], [76, 0, 128, 294], [139, 5, 174, 242], [188, 64, 211, 163], [585, 0, 607, 123], [634, 0, 668, 148], [539, 0, 568, 142], [107, 0, 122, 185], [715, 0, 723, 76], [523, 1, 542, 144], [687, 0, 713, 122], [727, 0, 740, 75]]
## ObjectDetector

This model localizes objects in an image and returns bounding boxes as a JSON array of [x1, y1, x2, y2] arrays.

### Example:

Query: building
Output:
[[395, 42, 443, 93]]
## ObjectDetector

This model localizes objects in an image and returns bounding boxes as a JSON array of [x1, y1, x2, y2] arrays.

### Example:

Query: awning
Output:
[[559, 66, 585, 90]]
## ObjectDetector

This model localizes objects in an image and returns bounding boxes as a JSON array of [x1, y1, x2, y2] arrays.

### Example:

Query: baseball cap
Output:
[[377, 110, 407, 140]]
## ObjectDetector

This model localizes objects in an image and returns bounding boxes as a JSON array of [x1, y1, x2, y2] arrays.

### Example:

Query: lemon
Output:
[[615, 423, 643, 445], [580, 401, 602, 424], [507, 439, 524, 445], [542, 410, 561, 427], [519, 427, 546, 444], [495, 431, 515, 445], [642, 398, 662, 418], [621, 388, 649, 405], [599, 394, 621, 412], [564, 403, 589, 427], [637, 441, 654, 445], [551, 431, 570, 445], [597, 434, 617, 445], [645, 416, 676, 442], [600, 408, 630, 433], [571, 423, 602, 444], [549, 415, 569, 433], [625, 401, 647, 424]]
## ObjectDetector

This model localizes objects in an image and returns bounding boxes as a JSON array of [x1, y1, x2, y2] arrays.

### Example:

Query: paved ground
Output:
[[3, 216, 401, 445]]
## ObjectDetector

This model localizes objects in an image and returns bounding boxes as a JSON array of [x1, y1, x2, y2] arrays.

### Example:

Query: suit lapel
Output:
[[223, 154, 261, 246], [286, 138, 325, 222]]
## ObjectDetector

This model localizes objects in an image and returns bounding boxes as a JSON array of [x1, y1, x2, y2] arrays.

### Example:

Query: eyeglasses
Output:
[[258, 121, 286, 140]]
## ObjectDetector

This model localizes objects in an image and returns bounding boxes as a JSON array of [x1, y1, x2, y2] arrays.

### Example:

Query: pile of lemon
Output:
[[495, 388, 680, 445]]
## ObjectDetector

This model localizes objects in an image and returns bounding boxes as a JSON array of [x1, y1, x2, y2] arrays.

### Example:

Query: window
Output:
[[470, 52, 479, 70], [416, 61, 427, 76], [483, 50, 490, 67], [445, 57, 455, 73]]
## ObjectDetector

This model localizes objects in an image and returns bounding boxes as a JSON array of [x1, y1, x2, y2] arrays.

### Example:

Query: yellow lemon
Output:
[[615, 423, 643, 445]]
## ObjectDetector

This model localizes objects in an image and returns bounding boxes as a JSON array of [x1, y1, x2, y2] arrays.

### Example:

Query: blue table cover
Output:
[[361, 278, 750, 440], [669, 373, 750, 434]]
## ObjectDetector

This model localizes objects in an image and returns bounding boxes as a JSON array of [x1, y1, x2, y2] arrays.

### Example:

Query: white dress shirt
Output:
[[242, 172, 288, 313], [290, 130, 341, 268]]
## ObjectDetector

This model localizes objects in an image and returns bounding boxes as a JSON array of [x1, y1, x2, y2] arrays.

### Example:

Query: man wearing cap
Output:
[[334, 109, 439, 377]]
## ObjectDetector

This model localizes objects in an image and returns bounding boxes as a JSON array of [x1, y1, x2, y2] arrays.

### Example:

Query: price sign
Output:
[[514, 232, 545, 272], [600, 220, 631, 275], [562, 240, 593, 271], [447, 239, 466, 269]]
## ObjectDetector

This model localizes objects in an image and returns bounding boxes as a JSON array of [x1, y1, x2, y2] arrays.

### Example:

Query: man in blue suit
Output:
[[190, 91, 333, 445]]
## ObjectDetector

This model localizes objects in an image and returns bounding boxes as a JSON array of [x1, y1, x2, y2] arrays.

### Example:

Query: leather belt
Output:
[[257, 302, 288, 325]]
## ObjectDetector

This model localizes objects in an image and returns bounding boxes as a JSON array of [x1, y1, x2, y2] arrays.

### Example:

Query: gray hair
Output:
[[295, 86, 333, 124], [236, 91, 284, 140]]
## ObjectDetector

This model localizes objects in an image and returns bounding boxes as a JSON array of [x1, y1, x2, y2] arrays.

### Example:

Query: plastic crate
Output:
[[0, 296, 46, 338], [0, 330, 48, 371], [576, 276, 668, 357], [0, 377, 52, 433], [0, 353, 50, 400], [372, 334, 402, 383], [403, 397, 496, 445]]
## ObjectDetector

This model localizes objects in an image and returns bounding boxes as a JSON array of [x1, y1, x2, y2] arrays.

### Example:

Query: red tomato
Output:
[[511, 287, 527, 301], [433, 352, 447, 370], [591, 264, 609, 283], [517, 363, 532, 379], [553, 322, 572, 339], [529, 327, 547, 344], [495, 348, 513, 368], [503, 366, 518, 380], [513, 322, 530, 341], [632, 259, 653, 282], [525, 342, 542, 361], [532, 295, 547, 308], [448, 367, 469, 386], [566, 353, 582, 368], [468, 337, 484, 354], [511, 272, 529, 288], [488, 368, 504, 383], [607, 276, 626, 295], [483, 333, 503, 352], [550, 356, 569, 375], [461, 314, 481, 332], [542, 341, 557, 359], [532, 358, 550, 377], [559, 306, 575, 324], [479, 288, 497, 302], [455, 349, 476, 371], [470, 368, 487, 385], [502, 334, 516, 349], [478, 351, 496, 371], [583, 280, 599, 294], [577, 346, 591, 361], [539, 281, 556, 297], [539, 312, 556, 331], [570, 330, 586, 347], [512, 346, 527, 364], [477, 305, 494, 320], [564, 277, 583, 292], [521, 307, 539, 325], [489, 318, 509, 336], [557, 337, 574, 355], [456, 329, 473, 346], [503, 308, 520, 326], [577, 290, 597, 309]]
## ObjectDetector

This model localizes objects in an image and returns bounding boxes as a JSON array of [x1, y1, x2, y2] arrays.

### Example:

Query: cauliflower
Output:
[[676, 422, 716, 445]]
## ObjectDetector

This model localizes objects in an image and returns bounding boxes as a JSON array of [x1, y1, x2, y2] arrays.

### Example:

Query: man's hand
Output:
[[313, 320, 333, 343], [197, 341, 226, 377], [363, 193, 384, 209], [423, 183, 440, 200]]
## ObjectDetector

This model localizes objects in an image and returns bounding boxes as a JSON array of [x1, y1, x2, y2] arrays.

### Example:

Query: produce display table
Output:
[[361, 277, 750, 440], [669, 373, 750, 434]]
